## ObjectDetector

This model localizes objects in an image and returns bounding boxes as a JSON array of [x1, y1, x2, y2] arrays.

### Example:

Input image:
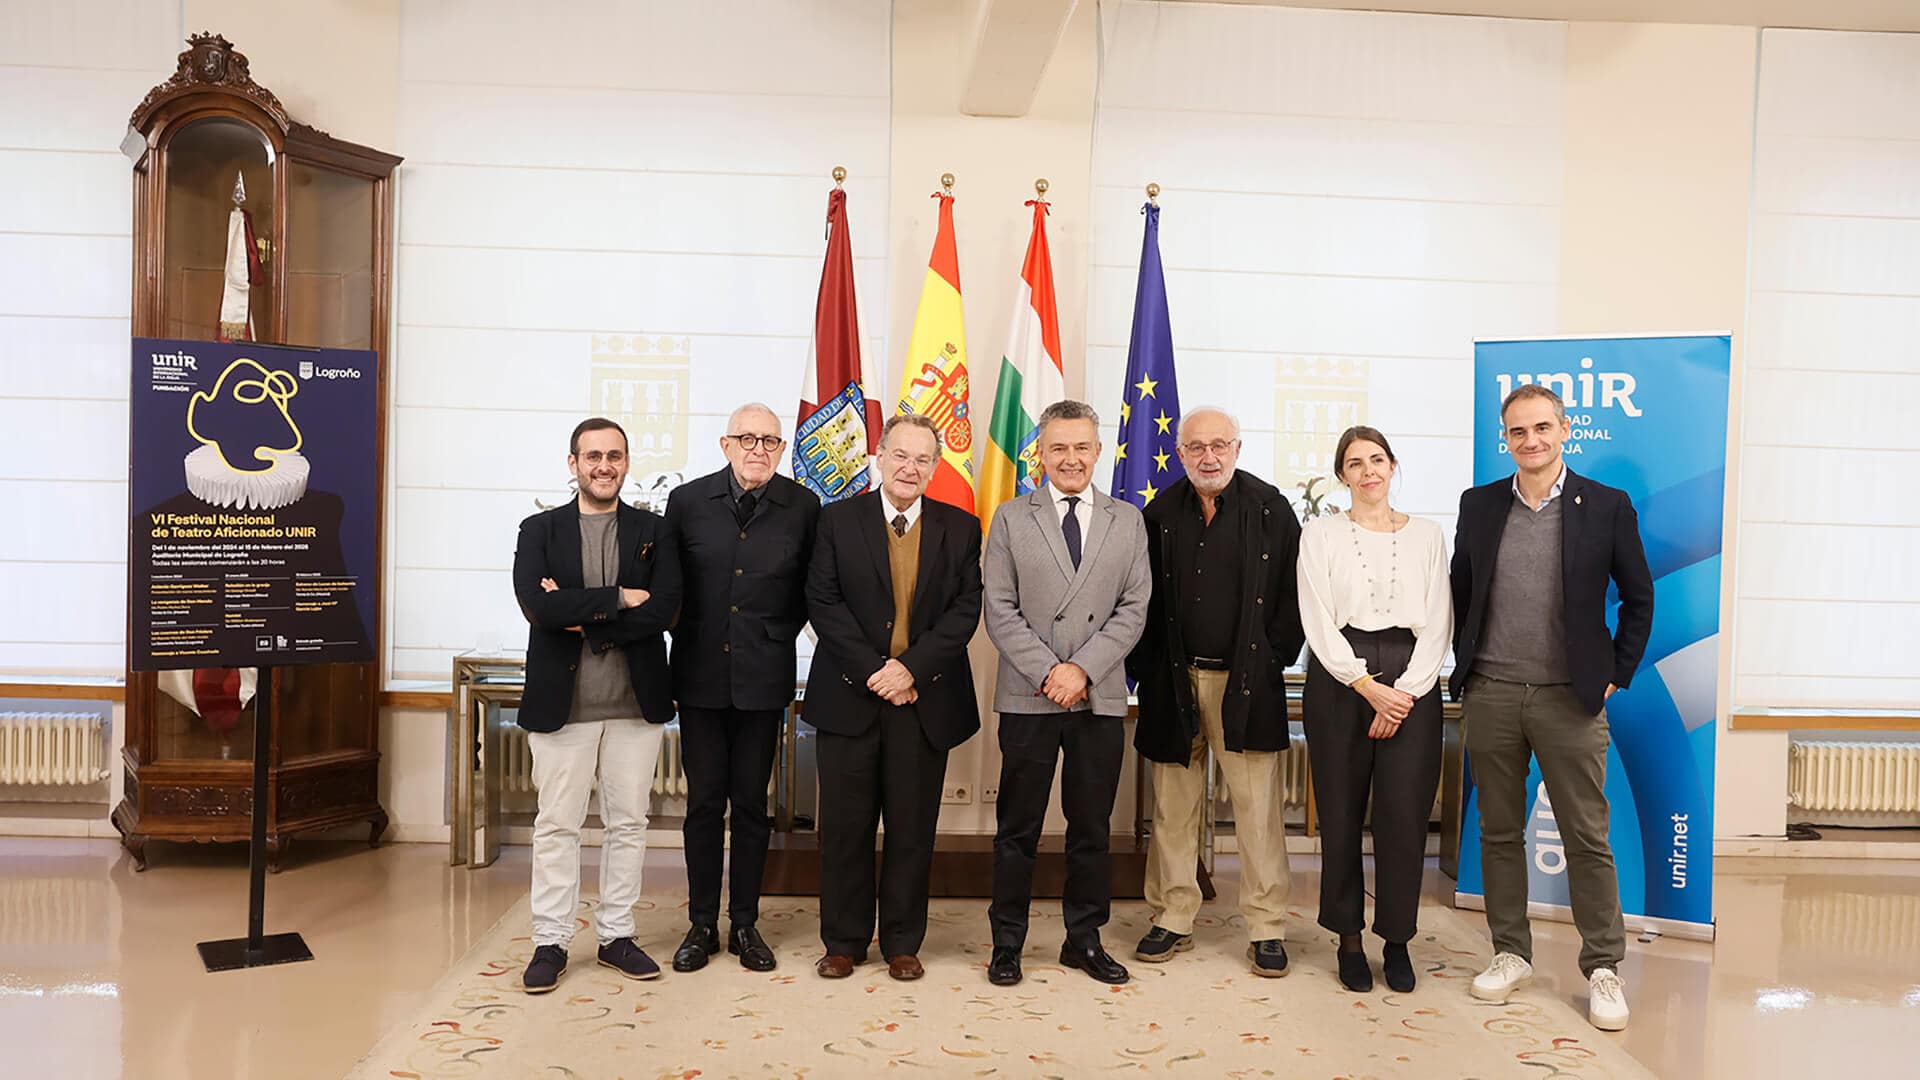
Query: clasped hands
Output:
[[867, 658, 918, 706], [539, 577, 649, 634], [1355, 675, 1416, 740], [1039, 661, 1089, 709]]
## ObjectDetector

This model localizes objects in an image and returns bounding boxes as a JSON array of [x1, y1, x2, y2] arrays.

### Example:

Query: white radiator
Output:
[[0, 711, 110, 786], [501, 722, 687, 797], [1789, 741, 1920, 814]]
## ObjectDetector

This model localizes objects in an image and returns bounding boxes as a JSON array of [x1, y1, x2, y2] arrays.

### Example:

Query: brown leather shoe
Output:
[[886, 954, 924, 981], [816, 953, 857, 979]]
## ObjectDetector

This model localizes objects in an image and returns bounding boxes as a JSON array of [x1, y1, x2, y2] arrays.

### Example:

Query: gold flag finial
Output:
[[1146, 182, 1160, 205], [940, 172, 955, 195], [832, 165, 846, 188], [1034, 177, 1049, 198]]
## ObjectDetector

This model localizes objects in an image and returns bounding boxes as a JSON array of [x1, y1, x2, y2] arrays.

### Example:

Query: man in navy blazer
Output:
[[1449, 384, 1653, 1031], [511, 417, 680, 994]]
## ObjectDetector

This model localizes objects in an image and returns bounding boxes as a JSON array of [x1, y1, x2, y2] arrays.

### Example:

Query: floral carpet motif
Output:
[[349, 892, 1653, 1079]]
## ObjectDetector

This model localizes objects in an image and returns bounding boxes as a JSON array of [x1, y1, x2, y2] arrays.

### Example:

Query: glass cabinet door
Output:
[[162, 117, 274, 343], [283, 162, 376, 350]]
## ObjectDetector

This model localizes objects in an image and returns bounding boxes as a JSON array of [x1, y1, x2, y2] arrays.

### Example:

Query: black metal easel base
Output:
[[198, 931, 314, 972]]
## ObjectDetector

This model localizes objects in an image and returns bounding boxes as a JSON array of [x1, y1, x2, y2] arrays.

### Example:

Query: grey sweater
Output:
[[1475, 496, 1572, 685]]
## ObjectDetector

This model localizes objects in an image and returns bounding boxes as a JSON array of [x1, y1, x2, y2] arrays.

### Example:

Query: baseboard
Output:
[[1716, 835, 1920, 860]]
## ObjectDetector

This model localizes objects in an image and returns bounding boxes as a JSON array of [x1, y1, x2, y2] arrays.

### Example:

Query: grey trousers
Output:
[[1462, 673, 1626, 976]]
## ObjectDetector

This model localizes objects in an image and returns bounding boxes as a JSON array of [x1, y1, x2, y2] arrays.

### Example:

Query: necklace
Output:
[[1346, 513, 1400, 616]]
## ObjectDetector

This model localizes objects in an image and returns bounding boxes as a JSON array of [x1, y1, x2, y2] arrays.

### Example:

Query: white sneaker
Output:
[[1470, 952, 1534, 1002], [1588, 967, 1630, 1030]]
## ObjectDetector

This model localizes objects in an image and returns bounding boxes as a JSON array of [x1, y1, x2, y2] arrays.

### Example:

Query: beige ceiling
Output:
[[1171, 0, 1920, 32]]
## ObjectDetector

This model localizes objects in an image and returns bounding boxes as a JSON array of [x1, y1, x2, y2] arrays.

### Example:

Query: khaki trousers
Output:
[[1143, 668, 1293, 941]]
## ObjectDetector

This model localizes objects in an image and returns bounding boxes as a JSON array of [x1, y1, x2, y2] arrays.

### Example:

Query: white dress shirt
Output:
[[880, 493, 923, 533], [1295, 513, 1453, 697], [1047, 481, 1092, 537]]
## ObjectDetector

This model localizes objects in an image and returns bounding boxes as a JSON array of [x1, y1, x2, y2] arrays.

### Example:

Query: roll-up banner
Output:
[[1457, 333, 1729, 940]]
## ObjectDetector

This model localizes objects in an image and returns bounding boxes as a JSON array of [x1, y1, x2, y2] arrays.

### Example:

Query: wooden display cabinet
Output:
[[112, 34, 400, 870]]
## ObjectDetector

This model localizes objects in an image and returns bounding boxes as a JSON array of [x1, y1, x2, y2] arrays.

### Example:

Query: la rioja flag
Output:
[[978, 196, 1064, 529]]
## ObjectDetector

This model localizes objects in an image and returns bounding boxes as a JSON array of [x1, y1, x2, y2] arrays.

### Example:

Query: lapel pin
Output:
[[1574, 495, 1582, 505]]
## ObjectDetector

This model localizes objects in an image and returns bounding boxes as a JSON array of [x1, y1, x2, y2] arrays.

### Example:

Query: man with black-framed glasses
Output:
[[664, 402, 821, 973]]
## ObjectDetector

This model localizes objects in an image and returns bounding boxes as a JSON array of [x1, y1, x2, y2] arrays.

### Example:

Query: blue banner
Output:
[[129, 338, 379, 670], [1458, 333, 1727, 933]]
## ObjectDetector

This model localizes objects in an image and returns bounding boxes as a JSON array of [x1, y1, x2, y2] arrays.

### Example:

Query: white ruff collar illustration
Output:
[[184, 444, 310, 509]]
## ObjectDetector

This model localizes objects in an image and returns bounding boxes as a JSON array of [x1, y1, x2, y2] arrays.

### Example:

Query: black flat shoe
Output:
[[673, 923, 721, 973], [729, 924, 777, 972], [1383, 941, 1416, 993], [1337, 946, 1373, 992], [987, 945, 1023, 986], [1060, 941, 1130, 985]]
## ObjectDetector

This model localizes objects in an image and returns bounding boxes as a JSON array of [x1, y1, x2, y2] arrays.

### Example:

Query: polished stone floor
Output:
[[3, 835, 1917, 1078]]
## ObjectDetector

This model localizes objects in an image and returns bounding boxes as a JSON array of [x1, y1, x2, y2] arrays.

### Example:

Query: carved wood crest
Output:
[[129, 32, 292, 133]]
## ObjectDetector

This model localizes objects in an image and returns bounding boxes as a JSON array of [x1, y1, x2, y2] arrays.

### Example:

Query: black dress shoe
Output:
[[987, 946, 1023, 986], [1382, 941, 1416, 993], [1336, 946, 1374, 992], [522, 943, 568, 994], [729, 925, 777, 972], [673, 924, 721, 973], [1060, 941, 1130, 985]]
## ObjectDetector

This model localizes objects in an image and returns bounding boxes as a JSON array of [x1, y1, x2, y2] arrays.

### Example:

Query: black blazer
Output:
[[512, 498, 680, 733], [802, 493, 983, 752], [1125, 472, 1305, 764], [1448, 468, 1654, 716], [665, 467, 821, 711]]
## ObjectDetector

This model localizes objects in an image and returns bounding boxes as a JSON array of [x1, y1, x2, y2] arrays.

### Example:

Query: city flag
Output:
[[793, 185, 879, 502], [895, 190, 975, 511], [1111, 201, 1184, 508], [978, 197, 1064, 530]]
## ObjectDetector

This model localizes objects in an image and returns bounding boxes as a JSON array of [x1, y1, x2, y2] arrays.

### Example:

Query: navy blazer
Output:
[[1448, 468, 1654, 716], [512, 498, 680, 733], [802, 492, 982, 752]]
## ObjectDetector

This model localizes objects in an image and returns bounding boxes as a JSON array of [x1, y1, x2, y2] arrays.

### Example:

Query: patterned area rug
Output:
[[349, 891, 1653, 1079]]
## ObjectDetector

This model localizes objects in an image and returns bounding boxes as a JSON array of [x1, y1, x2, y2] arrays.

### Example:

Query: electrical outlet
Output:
[[980, 785, 999, 803], [941, 784, 971, 804]]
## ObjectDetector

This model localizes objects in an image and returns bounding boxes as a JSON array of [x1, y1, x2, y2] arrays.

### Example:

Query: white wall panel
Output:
[[388, 0, 889, 682], [1739, 28, 1920, 709]]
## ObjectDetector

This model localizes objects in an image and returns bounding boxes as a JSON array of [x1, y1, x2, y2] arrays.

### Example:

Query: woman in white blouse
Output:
[[1297, 426, 1452, 994]]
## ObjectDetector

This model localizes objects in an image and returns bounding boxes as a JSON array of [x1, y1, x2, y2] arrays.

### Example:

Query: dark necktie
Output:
[[735, 490, 758, 529], [1062, 496, 1082, 570], [892, 513, 908, 537]]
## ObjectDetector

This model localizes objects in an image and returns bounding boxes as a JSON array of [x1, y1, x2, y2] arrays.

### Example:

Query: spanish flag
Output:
[[895, 190, 975, 512], [978, 196, 1063, 531]]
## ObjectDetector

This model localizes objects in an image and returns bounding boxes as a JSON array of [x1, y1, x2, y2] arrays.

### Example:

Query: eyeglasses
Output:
[[885, 449, 936, 469], [576, 450, 627, 466], [1180, 439, 1238, 459], [728, 433, 786, 452]]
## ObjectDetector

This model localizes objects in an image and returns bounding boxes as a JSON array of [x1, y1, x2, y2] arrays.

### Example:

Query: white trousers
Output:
[[527, 717, 665, 947]]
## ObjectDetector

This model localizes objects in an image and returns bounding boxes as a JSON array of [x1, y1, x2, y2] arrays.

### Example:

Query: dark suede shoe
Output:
[[1134, 926, 1194, 962], [1383, 942, 1416, 993], [1060, 941, 1130, 985], [522, 943, 568, 994], [987, 946, 1023, 986], [673, 924, 720, 973], [597, 937, 661, 980], [1247, 939, 1290, 978], [729, 925, 777, 972], [1336, 946, 1374, 992]]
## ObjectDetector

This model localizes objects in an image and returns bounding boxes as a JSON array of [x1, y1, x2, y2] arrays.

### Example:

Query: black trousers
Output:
[[679, 705, 782, 927], [989, 712, 1124, 949], [815, 704, 949, 958], [1302, 626, 1442, 944]]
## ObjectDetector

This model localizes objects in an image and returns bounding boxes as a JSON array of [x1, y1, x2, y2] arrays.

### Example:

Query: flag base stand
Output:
[[196, 665, 315, 974], [197, 931, 313, 972]]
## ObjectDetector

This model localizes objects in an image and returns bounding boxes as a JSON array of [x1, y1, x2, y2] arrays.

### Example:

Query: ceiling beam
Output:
[[959, 0, 1080, 118]]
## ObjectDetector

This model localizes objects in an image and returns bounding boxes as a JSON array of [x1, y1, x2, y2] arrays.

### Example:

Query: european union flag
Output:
[[1111, 202, 1184, 508]]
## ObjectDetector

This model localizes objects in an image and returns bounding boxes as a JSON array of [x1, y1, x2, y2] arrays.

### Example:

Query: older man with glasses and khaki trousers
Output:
[[1125, 407, 1306, 978]]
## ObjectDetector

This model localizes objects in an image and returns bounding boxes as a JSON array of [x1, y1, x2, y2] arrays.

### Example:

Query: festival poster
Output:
[[128, 338, 378, 670], [1457, 333, 1729, 937]]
